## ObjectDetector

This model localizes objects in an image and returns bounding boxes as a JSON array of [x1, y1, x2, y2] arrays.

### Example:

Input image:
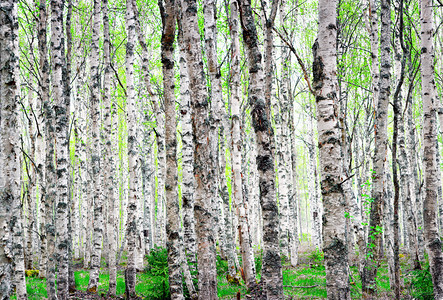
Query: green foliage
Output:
[[361, 178, 373, 218], [144, 246, 170, 300], [308, 248, 324, 264], [255, 251, 263, 275], [217, 274, 246, 298], [282, 267, 327, 298], [74, 270, 126, 294], [409, 265, 434, 300], [216, 254, 229, 276], [280, 254, 290, 266], [25, 276, 47, 300], [300, 233, 309, 242]]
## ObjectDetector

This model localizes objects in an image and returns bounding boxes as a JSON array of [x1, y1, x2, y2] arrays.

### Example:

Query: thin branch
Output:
[[272, 26, 314, 95]]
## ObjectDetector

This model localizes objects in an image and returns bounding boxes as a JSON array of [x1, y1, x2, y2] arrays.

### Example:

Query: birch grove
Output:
[[5, 0, 443, 299]]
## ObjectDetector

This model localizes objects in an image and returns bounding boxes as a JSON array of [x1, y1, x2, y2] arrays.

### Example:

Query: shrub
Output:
[[25, 270, 40, 277], [144, 246, 170, 300], [216, 255, 228, 276], [410, 265, 433, 300], [308, 248, 324, 264]]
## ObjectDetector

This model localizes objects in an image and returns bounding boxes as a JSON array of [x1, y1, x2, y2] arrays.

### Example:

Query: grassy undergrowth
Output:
[[17, 247, 433, 299]]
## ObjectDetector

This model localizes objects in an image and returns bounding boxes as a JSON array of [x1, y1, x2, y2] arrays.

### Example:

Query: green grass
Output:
[[74, 270, 126, 295], [17, 266, 399, 299], [217, 275, 246, 299], [18, 251, 430, 299], [23, 276, 47, 300]]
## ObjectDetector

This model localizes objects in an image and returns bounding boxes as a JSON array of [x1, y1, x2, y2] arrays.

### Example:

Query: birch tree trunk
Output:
[[289, 116, 300, 267], [398, 106, 420, 267], [312, 0, 351, 298], [362, 0, 391, 296], [307, 119, 322, 248], [140, 127, 153, 254], [102, 0, 117, 293], [219, 6, 239, 270], [407, 92, 425, 261], [180, 0, 218, 296], [367, 0, 379, 108], [131, 0, 166, 249], [158, 0, 184, 298], [421, 0, 443, 296], [0, 1, 24, 297], [203, 0, 224, 253], [73, 103, 82, 263], [77, 78, 91, 267], [275, 68, 290, 259], [228, 0, 256, 288], [64, 1, 76, 290], [73, 88, 84, 261], [279, 3, 297, 264], [339, 104, 365, 276], [396, 8, 420, 269], [50, 0, 70, 297], [26, 94, 37, 269], [177, 17, 197, 270], [44, 39, 58, 300], [88, 0, 104, 291], [36, 0, 49, 280], [125, 0, 140, 296], [238, 0, 284, 297]]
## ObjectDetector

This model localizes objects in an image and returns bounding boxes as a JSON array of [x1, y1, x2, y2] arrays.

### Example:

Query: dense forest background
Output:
[[2, 0, 443, 299]]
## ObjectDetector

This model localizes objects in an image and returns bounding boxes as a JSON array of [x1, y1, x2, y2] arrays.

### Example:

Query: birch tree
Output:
[[312, 0, 351, 298], [180, 0, 218, 296], [421, 0, 443, 296], [177, 15, 197, 270], [125, 0, 140, 295], [362, 0, 391, 295], [158, 0, 184, 297], [238, 0, 284, 297], [36, 0, 49, 280], [227, 0, 256, 289], [50, 0, 70, 296], [0, 0, 23, 297], [88, 0, 104, 291], [103, 0, 117, 293]]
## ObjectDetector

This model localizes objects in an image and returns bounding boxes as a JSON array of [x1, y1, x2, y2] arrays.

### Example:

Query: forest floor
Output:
[[16, 242, 431, 299]]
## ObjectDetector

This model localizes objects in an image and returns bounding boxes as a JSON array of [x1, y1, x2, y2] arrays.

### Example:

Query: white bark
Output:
[[312, 0, 351, 297], [102, 0, 117, 293], [238, 0, 284, 296], [36, 0, 49, 280], [88, 0, 104, 291], [180, 0, 219, 296], [132, 0, 166, 249], [50, 0, 70, 296], [125, 0, 140, 295], [421, 0, 443, 296], [228, 0, 256, 288], [362, 0, 391, 294], [177, 18, 197, 271], [0, 1, 25, 297], [307, 118, 322, 248]]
